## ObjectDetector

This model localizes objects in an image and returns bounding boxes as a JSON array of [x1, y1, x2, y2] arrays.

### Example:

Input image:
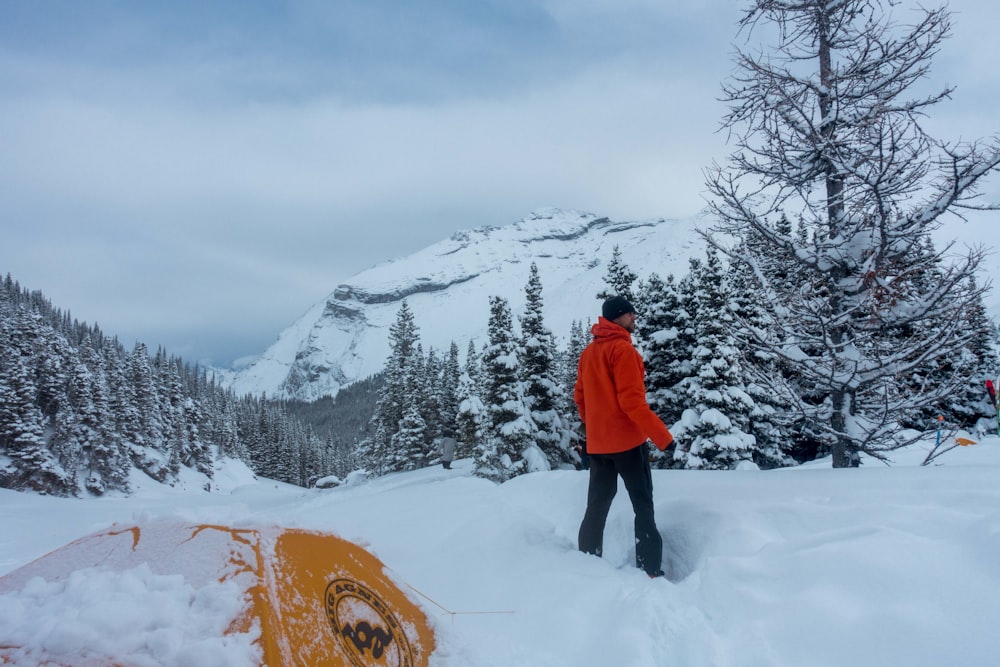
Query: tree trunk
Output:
[[830, 389, 860, 468]]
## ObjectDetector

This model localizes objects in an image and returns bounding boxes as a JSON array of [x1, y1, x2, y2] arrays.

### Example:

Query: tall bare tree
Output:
[[705, 0, 999, 466]]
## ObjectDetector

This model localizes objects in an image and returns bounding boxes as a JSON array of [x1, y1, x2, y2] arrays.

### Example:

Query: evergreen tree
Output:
[[390, 403, 428, 471], [561, 319, 589, 460], [0, 312, 72, 493], [672, 248, 755, 469], [958, 281, 1000, 428], [161, 359, 187, 479], [464, 338, 483, 390], [597, 245, 639, 306], [674, 259, 701, 368], [728, 218, 798, 468], [638, 274, 687, 425], [519, 263, 572, 468], [127, 343, 165, 450], [635, 273, 689, 468], [905, 270, 997, 429], [357, 301, 421, 475], [210, 385, 245, 462], [67, 347, 129, 493], [456, 340, 484, 459], [439, 341, 463, 438], [419, 346, 444, 443], [269, 407, 298, 484], [476, 296, 533, 482], [298, 428, 324, 488]]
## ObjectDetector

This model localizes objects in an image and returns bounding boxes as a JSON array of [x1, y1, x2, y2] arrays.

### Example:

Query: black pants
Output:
[[578, 443, 662, 575]]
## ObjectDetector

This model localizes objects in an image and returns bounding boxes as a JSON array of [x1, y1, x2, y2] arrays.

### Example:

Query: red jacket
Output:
[[574, 317, 673, 454]]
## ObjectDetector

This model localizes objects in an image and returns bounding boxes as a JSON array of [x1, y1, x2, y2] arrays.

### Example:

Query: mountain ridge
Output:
[[222, 208, 706, 400]]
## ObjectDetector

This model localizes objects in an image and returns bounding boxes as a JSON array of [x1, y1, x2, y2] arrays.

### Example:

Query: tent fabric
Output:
[[0, 521, 435, 666]]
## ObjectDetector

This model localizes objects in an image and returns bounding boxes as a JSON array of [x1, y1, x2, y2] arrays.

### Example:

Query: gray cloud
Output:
[[0, 0, 996, 367]]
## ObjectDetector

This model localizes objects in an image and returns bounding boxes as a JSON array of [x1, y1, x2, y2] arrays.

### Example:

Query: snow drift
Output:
[[1, 434, 999, 666]]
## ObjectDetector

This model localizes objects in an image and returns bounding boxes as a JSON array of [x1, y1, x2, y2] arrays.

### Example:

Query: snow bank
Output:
[[2, 438, 999, 666]]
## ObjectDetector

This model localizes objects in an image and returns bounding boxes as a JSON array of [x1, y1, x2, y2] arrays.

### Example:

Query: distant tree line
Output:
[[0, 274, 357, 496]]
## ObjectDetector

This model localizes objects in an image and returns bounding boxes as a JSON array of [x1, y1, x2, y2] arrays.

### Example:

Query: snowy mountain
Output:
[[222, 206, 999, 401], [225, 208, 707, 400]]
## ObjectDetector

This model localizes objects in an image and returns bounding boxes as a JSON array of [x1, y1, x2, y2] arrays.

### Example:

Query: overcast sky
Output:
[[2, 1, 998, 368]]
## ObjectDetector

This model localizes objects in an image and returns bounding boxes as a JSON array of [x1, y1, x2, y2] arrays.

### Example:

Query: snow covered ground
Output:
[[2, 433, 999, 666]]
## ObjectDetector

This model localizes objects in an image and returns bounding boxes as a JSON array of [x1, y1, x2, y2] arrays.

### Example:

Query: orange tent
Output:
[[0, 521, 436, 666]]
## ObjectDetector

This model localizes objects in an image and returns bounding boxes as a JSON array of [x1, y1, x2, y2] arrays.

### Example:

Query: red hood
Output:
[[591, 316, 631, 342]]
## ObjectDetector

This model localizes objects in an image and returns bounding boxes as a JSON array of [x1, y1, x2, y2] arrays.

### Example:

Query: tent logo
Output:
[[326, 578, 415, 667]]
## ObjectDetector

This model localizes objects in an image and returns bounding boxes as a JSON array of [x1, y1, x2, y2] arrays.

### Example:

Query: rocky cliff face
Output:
[[225, 208, 705, 400]]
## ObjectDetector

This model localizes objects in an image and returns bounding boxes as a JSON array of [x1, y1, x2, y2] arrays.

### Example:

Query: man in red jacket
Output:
[[574, 296, 674, 578]]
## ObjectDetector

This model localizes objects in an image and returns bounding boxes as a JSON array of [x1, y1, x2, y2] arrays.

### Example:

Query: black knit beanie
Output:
[[602, 296, 636, 321]]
